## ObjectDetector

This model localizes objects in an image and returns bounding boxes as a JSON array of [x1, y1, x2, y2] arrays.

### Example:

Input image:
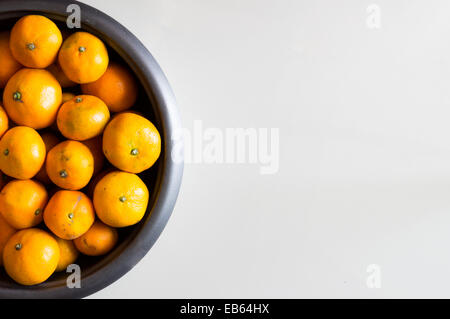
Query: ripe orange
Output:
[[0, 179, 48, 229], [58, 32, 109, 84], [0, 126, 46, 179], [0, 31, 21, 88], [81, 63, 138, 112], [57, 95, 110, 141], [35, 132, 60, 184], [94, 171, 149, 227], [46, 140, 94, 190], [74, 220, 118, 256], [3, 228, 59, 285], [3, 68, 62, 129], [10, 15, 62, 68], [103, 112, 161, 173], [44, 190, 95, 240], [47, 63, 76, 88], [0, 104, 9, 138], [54, 237, 79, 272], [0, 214, 16, 266], [81, 136, 105, 176]]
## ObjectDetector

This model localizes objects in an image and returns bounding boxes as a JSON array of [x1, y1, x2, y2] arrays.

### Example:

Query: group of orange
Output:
[[0, 15, 161, 286]]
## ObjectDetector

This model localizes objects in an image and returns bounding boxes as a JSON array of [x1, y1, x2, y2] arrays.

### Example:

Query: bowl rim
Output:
[[0, 0, 183, 298]]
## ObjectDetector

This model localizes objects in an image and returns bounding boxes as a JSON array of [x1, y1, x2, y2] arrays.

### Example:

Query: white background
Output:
[[81, 0, 450, 298]]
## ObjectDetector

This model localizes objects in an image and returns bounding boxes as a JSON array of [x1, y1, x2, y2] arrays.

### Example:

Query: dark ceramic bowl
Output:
[[0, 0, 183, 298]]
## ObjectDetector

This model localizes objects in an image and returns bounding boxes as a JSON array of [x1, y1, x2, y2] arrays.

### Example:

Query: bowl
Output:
[[0, 0, 183, 298]]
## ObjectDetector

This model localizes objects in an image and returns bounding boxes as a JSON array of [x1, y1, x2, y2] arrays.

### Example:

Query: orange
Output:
[[62, 92, 75, 103], [35, 132, 60, 184], [3, 68, 62, 129], [103, 112, 161, 173], [3, 228, 59, 285], [47, 63, 76, 88], [58, 32, 109, 84], [44, 190, 95, 240], [57, 95, 110, 141], [81, 136, 105, 176], [94, 171, 149, 227], [81, 63, 138, 112], [74, 220, 118, 256], [0, 126, 46, 179], [10, 15, 62, 68], [54, 237, 79, 272], [46, 140, 94, 190], [0, 214, 16, 266], [0, 32, 21, 88], [0, 179, 48, 229], [0, 104, 9, 138]]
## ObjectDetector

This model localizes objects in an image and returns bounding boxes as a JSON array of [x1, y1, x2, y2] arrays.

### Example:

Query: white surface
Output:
[[80, 0, 450, 298]]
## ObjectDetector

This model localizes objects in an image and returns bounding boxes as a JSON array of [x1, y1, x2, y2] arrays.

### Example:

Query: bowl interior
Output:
[[0, 14, 163, 290]]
